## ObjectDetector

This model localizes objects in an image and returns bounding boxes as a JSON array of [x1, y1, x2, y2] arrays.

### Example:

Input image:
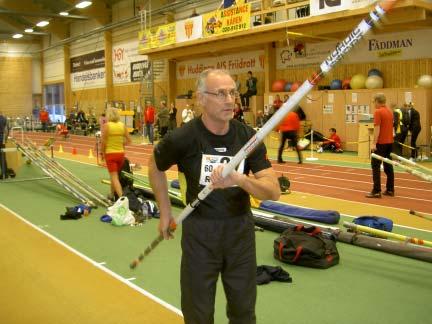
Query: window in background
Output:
[[44, 83, 65, 123]]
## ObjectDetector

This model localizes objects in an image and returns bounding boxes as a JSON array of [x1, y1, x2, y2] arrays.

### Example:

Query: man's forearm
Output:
[[373, 125, 380, 145], [238, 170, 280, 201]]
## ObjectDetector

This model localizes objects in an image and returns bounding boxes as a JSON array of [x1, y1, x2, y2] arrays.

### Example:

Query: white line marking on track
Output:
[[283, 165, 429, 184], [98, 261, 106, 265], [292, 176, 304, 180], [0, 203, 183, 317], [126, 277, 136, 281], [293, 180, 432, 203], [286, 171, 432, 193]]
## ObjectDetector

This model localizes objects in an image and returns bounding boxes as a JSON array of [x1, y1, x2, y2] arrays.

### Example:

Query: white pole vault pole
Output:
[[175, 1, 397, 226], [130, 1, 398, 268]]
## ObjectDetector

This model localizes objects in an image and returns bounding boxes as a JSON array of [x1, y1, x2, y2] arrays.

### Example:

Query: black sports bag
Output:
[[274, 225, 339, 269]]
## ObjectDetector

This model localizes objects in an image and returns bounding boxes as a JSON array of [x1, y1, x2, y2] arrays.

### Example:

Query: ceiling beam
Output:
[[63, 0, 111, 25], [0, 0, 70, 39]]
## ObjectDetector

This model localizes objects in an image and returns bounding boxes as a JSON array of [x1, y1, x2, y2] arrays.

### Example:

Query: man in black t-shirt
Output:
[[148, 69, 279, 324]]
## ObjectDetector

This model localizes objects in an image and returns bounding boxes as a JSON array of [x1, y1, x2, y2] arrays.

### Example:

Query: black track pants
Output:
[[371, 143, 394, 193], [180, 215, 257, 324]]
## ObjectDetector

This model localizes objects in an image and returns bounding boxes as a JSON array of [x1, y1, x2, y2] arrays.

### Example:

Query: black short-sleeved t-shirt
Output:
[[154, 117, 271, 219]]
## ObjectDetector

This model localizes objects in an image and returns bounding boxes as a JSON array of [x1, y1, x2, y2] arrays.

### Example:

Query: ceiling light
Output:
[[36, 21, 49, 27], [13, 34, 23, 39], [59, 11, 69, 16], [75, 1, 92, 9], [24, 28, 34, 33]]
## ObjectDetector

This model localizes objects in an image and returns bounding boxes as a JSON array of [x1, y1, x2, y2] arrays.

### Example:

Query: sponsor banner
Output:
[[276, 29, 432, 69], [131, 60, 152, 83], [71, 67, 105, 90], [202, 4, 250, 37], [138, 30, 155, 51], [70, 50, 105, 73], [154, 23, 176, 48], [113, 40, 147, 84], [310, 0, 376, 16], [176, 16, 203, 43], [177, 50, 264, 79]]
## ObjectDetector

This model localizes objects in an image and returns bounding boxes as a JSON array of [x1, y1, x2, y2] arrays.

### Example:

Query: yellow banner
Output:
[[138, 30, 154, 51], [154, 23, 176, 48], [202, 4, 251, 37]]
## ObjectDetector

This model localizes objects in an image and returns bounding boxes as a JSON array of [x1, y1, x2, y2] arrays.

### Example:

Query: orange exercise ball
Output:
[[271, 79, 286, 92], [290, 81, 301, 92]]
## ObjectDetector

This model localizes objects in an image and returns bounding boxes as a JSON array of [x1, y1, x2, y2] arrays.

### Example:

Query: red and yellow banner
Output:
[[202, 4, 251, 37]]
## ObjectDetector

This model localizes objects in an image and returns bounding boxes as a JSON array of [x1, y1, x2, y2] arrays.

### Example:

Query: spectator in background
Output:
[[101, 107, 131, 200], [255, 110, 264, 128], [190, 8, 199, 17], [233, 102, 244, 123], [392, 104, 409, 156], [277, 107, 303, 164], [366, 93, 394, 198], [0, 110, 8, 179], [317, 128, 343, 153], [181, 104, 195, 125], [39, 107, 50, 132], [99, 113, 107, 133], [407, 103, 421, 161], [56, 122, 69, 139], [240, 71, 257, 110], [157, 101, 170, 139], [233, 74, 241, 93], [283, 94, 289, 103], [168, 102, 177, 132], [272, 94, 283, 112], [144, 101, 155, 145]]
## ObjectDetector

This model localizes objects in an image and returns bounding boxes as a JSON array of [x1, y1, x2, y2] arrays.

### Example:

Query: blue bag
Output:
[[353, 216, 393, 232]]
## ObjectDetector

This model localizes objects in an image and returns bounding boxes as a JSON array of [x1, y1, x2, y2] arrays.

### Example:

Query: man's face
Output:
[[201, 73, 236, 123]]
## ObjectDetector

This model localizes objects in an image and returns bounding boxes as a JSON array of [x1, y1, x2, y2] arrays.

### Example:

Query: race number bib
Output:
[[199, 154, 245, 186]]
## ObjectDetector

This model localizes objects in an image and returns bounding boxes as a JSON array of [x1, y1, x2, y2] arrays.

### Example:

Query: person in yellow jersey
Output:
[[101, 107, 131, 199]]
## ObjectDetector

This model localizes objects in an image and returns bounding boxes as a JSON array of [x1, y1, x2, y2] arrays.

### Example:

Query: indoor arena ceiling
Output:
[[0, 0, 124, 40]]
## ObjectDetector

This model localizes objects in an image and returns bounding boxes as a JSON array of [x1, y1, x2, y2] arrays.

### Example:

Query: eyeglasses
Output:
[[204, 89, 239, 101]]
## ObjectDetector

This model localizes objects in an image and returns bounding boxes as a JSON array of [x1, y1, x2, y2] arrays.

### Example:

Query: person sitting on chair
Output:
[[317, 128, 343, 153], [240, 71, 257, 109]]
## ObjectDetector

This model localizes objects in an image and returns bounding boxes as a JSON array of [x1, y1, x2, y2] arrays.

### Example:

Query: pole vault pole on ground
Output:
[[130, 1, 398, 269]]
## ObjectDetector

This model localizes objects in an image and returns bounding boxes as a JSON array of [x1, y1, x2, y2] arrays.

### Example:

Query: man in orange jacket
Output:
[[277, 108, 302, 164]]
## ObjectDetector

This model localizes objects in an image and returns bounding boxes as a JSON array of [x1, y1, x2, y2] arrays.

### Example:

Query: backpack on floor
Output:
[[278, 175, 290, 193], [353, 216, 393, 232], [274, 225, 339, 269], [119, 158, 133, 189]]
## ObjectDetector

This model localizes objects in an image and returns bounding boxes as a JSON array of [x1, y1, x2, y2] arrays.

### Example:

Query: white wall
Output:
[[0, 42, 40, 57], [43, 47, 64, 83], [32, 54, 41, 94]]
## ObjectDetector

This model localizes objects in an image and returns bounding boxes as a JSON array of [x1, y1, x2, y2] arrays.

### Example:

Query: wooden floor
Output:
[[2, 132, 432, 324], [0, 205, 183, 324]]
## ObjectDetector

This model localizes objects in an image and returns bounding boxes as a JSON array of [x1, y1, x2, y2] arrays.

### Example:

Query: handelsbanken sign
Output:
[[70, 50, 105, 73]]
